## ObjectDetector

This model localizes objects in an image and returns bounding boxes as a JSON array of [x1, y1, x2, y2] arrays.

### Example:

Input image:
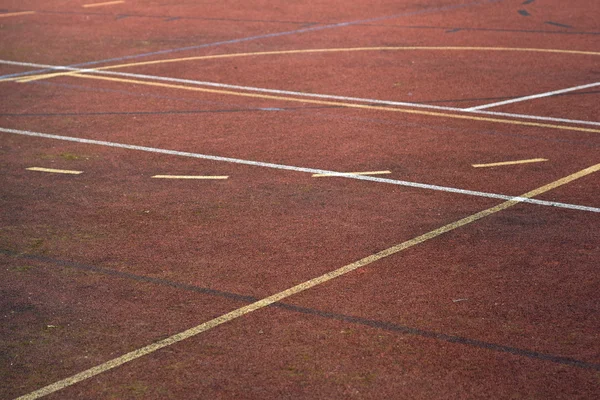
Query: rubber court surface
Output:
[[1, 0, 599, 399]]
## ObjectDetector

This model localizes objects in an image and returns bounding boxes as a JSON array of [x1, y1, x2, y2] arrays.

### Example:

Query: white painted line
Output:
[[2, 127, 599, 213], [0, 59, 599, 127], [472, 158, 548, 168], [458, 108, 600, 127], [312, 170, 391, 177], [26, 167, 83, 174], [83, 1, 125, 8], [152, 175, 229, 179], [465, 82, 600, 111]]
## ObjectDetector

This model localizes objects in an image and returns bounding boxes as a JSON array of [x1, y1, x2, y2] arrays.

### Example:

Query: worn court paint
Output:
[[472, 158, 548, 168], [14, 162, 600, 400], [2, 127, 599, 213], [26, 167, 83, 174], [0, 0, 501, 80]]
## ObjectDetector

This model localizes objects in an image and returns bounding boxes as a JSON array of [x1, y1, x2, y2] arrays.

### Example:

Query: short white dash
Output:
[[83, 1, 125, 8], [312, 170, 391, 178], [26, 167, 83, 174], [152, 175, 229, 180]]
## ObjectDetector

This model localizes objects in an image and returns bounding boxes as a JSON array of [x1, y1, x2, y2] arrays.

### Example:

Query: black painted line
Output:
[[359, 23, 599, 36], [28, 82, 598, 150], [522, 0, 535, 4], [28, 9, 317, 25], [305, 109, 600, 149], [518, 9, 531, 16], [545, 21, 574, 29], [2, 249, 599, 371], [0, 106, 337, 118]]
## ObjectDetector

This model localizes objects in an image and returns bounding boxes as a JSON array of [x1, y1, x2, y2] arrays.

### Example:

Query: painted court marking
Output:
[[26, 167, 83, 175], [472, 158, 548, 168], [2, 47, 599, 129], [71, 72, 600, 134], [0, 11, 35, 18], [82, 1, 125, 8], [312, 170, 391, 177], [2, 127, 599, 214], [0, 0, 501, 81], [152, 175, 229, 180], [13, 47, 600, 83], [14, 162, 600, 400], [466, 82, 600, 111]]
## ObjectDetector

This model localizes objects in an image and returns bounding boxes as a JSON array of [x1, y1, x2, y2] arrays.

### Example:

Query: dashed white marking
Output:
[[2, 127, 599, 213]]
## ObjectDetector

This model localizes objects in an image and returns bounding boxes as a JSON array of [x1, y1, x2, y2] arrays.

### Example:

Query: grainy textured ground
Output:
[[1, 1, 599, 399]]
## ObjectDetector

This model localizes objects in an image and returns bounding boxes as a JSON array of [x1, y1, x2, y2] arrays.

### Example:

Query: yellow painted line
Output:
[[0, 11, 36, 18], [15, 46, 600, 83], [472, 158, 549, 168], [312, 170, 391, 177], [152, 175, 229, 180], [26, 167, 82, 175], [82, 1, 125, 8], [67, 73, 600, 134], [15, 162, 600, 400]]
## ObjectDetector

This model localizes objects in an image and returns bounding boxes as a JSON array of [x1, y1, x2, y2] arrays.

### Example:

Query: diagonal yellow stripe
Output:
[[15, 162, 600, 400], [472, 158, 549, 168], [0, 11, 35, 18]]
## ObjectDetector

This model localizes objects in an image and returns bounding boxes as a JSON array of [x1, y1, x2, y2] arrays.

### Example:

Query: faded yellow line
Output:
[[26, 167, 82, 174], [312, 170, 391, 177], [0, 11, 36, 18], [152, 175, 229, 180], [473, 158, 549, 168], [82, 1, 125, 8], [67, 73, 600, 134], [15, 162, 600, 400], [15, 46, 600, 83]]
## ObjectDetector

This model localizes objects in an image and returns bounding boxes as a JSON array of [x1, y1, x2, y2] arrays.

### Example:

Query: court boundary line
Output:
[[68, 72, 600, 135], [2, 48, 599, 128], [466, 82, 600, 111], [13, 162, 600, 400], [15, 46, 600, 84], [1, 127, 598, 213]]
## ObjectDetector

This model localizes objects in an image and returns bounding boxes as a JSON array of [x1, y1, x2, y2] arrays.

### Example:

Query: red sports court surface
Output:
[[1, 0, 599, 399]]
